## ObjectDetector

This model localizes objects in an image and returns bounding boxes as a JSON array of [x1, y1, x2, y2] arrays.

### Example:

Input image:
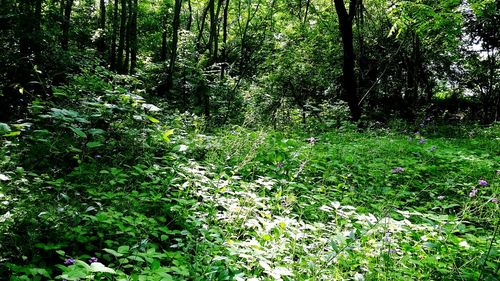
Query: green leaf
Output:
[[128, 255, 145, 262], [0, 123, 11, 134], [90, 262, 116, 274], [117, 245, 130, 254], [3, 131, 21, 137], [86, 142, 103, 148], [103, 248, 123, 257], [162, 129, 174, 142], [146, 115, 160, 123], [70, 127, 87, 138]]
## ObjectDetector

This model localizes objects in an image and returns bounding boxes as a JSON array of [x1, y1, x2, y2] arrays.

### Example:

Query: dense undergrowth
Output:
[[0, 68, 499, 280]]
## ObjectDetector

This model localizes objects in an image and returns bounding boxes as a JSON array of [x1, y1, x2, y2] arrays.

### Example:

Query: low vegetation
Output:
[[1, 68, 498, 280]]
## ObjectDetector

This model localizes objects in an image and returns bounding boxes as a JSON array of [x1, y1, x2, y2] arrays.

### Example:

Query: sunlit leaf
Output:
[[146, 115, 160, 123], [3, 131, 21, 137], [162, 129, 174, 142], [90, 262, 116, 274]]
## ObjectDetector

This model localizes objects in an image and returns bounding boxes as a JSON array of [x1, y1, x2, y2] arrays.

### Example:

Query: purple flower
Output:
[[277, 162, 283, 169], [307, 137, 316, 144], [89, 257, 98, 263], [469, 188, 478, 197], [392, 167, 404, 174], [478, 180, 488, 186], [414, 131, 420, 135], [437, 195, 445, 200], [490, 198, 498, 204], [64, 258, 75, 265], [418, 139, 426, 144], [430, 146, 437, 151]]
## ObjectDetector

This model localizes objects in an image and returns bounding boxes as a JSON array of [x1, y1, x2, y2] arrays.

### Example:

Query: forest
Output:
[[0, 0, 499, 279]]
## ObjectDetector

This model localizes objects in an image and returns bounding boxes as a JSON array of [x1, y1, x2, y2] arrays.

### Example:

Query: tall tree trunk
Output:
[[160, 29, 168, 61], [110, 0, 119, 69], [123, 0, 132, 73], [61, 0, 74, 50], [130, 0, 138, 73], [166, 0, 182, 92], [212, 0, 223, 63], [117, 0, 127, 73], [186, 0, 192, 30], [97, 0, 106, 53], [196, 2, 210, 51], [334, 0, 361, 121], [303, 0, 310, 25], [221, 0, 230, 78], [33, 0, 42, 58], [207, 0, 215, 56]]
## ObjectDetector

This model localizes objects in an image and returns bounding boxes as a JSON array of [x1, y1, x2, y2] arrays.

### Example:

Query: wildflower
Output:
[[418, 139, 426, 144], [391, 167, 404, 174], [277, 162, 283, 169], [64, 258, 75, 265], [89, 257, 98, 263], [497, 170, 500, 175], [414, 131, 420, 135], [491, 198, 498, 204], [437, 195, 445, 200], [430, 146, 437, 151], [307, 137, 316, 144], [384, 232, 392, 242], [469, 188, 478, 197], [478, 180, 488, 186]]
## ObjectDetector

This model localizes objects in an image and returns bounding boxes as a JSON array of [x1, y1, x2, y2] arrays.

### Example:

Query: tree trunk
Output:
[[212, 0, 223, 63], [160, 30, 168, 61], [117, 0, 127, 73], [61, 0, 74, 50], [97, 0, 106, 53], [221, 0, 230, 78], [186, 0, 192, 30], [33, 0, 42, 58], [334, 0, 361, 121], [110, 0, 119, 70], [196, 2, 210, 52], [166, 0, 182, 92], [123, 0, 132, 73], [207, 0, 215, 56], [303, 0, 310, 25], [130, 0, 138, 73]]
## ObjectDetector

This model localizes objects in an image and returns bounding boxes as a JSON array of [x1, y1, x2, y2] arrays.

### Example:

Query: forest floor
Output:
[[1, 70, 499, 280]]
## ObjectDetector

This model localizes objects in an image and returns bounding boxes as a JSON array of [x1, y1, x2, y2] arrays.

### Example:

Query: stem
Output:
[[478, 215, 500, 280]]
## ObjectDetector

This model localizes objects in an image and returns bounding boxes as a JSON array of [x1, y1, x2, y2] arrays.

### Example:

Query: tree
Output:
[[334, 0, 361, 121], [165, 0, 182, 93], [96, 0, 106, 53]]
